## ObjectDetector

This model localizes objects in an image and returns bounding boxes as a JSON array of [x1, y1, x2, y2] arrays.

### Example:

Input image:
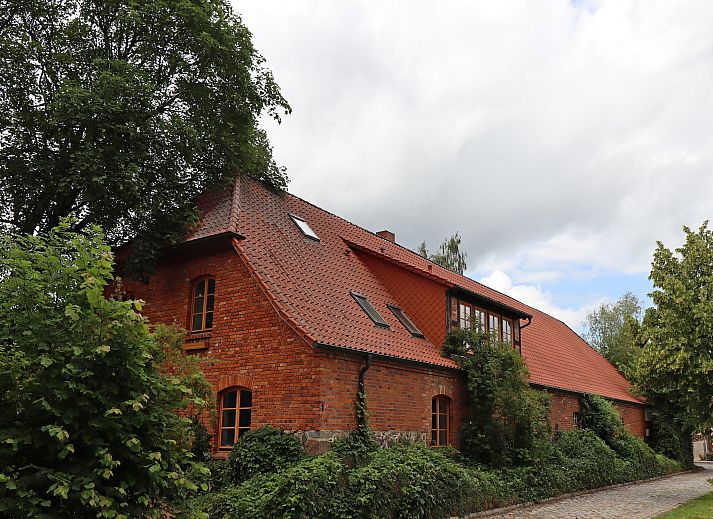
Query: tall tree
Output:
[[582, 292, 642, 374], [0, 0, 290, 273], [418, 233, 467, 275], [634, 222, 713, 432]]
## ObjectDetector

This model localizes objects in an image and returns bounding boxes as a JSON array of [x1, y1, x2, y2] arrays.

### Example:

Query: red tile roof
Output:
[[186, 178, 643, 405]]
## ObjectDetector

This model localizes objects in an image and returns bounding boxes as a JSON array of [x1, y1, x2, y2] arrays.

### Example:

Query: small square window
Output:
[[351, 292, 389, 328], [289, 214, 319, 241]]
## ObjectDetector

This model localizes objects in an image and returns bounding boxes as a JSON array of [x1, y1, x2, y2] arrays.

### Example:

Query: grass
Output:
[[656, 491, 713, 518]]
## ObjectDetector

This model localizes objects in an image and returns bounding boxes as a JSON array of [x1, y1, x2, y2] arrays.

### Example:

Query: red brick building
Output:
[[120, 177, 647, 455]]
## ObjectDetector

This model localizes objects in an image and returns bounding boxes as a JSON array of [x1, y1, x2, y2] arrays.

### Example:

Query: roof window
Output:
[[388, 305, 424, 338], [289, 214, 319, 241], [351, 292, 389, 328]]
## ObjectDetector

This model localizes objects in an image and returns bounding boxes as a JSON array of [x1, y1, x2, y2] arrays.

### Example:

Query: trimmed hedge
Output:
[[193, 428, 680, 519]]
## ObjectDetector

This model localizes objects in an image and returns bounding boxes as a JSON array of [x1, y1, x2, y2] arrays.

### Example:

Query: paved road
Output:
[[485, 466, 713, 519]]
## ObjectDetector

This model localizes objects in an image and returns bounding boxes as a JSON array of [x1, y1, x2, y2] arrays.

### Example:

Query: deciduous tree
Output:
[[417, 233, 467, 275], [582, 292, 642, 375], [0, 0, 290, 274], [634, 222, 713, 434]]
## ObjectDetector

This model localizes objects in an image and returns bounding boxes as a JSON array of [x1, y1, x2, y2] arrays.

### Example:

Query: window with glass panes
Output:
[[218, 388, 252, 450], [473, 308, 486, 332], [191, 277, 215, 332], [431, 396, 450, 446], [502, 318, 513, 346], [459, 303, 471, 330], [489, 313, 500, 339]]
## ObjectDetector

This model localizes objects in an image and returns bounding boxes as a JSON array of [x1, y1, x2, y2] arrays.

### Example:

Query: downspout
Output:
[[356, 354, 373, 430], [518, 317, 532, 354]]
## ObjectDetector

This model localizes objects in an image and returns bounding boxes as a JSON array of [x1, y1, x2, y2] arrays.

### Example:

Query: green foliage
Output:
[[444, 327, 551, 467], [332, 429, 378, 468], [0, 222, 209, 518], [227, 426, 305, 484], [0, 0, 290, 274], [582, 292, 643, 375], [704, 453, 713, 461], [198, 452, 346, 519], [634, 222, 713, 432], [648, 411, 694, 467], [193, 430, 681, 519], [417, 233, 467, 274], [189, 416, 213, 463], [579, 394, 625, 445]]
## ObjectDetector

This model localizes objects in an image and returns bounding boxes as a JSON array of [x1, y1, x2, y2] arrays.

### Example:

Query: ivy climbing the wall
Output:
[[442, 326, 551, 467]]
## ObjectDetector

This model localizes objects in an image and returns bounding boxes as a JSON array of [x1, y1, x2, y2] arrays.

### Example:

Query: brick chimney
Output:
[[376, 230, 395, 243]]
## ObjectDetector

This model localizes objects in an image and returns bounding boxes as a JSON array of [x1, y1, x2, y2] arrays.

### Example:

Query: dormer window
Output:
[[290, 214, 319, 241], [388, 305, 424, 338], [351, 292, 389, 328]]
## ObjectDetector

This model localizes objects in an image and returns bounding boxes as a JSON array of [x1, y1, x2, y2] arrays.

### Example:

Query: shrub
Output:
[[0, 222, 208, 517], [704, 453, 713, 461], [332, 429, 378, 468], [579, 394, 624, 445], [444, 327, 551, 467], [345, 443, 477, 519], [190, 415, 213, 462], [227, 426, 305, 483], [198, 453, 346, 519]]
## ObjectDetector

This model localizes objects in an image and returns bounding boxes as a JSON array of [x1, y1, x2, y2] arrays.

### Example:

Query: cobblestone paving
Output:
[[486, 468, 713, 519]]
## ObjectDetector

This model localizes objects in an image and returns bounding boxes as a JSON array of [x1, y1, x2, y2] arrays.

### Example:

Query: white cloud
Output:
[[234, 0, 713, 311], [479, 270, 601, 331]]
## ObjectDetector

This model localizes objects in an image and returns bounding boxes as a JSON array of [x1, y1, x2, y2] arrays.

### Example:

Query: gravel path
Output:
[[480, 466, 712, 519]]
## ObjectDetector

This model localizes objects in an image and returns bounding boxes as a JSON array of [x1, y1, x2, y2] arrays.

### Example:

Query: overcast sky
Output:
[[233, 0, 713, 331]]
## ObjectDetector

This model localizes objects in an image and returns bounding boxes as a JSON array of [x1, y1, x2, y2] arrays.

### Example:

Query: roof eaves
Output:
[[528, 382, 646, 406], [313, 341, 460, 371], [451, 285, 532, 319]]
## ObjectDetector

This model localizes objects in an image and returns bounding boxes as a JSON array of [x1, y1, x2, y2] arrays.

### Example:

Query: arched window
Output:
[[218, 388, 252, 450], [431, 395, 450, 447], [191, 277, 215, 332]]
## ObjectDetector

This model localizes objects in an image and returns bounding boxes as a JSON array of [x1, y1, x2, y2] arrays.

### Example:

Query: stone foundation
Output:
[[291, 429, 428, 455]]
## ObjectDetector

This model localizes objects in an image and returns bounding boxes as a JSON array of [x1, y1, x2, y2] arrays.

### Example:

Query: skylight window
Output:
[[351, 292, 389, 328], [388, 305, 424, 338], [289, 214, 319, 241]]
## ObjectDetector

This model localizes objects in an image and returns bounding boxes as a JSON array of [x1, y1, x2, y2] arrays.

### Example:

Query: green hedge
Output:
[[193, 428, 680, 519]]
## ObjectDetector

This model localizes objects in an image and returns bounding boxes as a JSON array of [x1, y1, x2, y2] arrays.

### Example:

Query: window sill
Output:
[[213, 450, 230, 459], [187, 331, 212, 341]]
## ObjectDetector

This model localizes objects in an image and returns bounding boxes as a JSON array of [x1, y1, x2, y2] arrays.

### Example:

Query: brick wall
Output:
[[316, 350, 468, 447], [548, 391, 581, 433], [546, 389, 646, 437], [119, 242, 324, 449], [615, 402, 647, 437]]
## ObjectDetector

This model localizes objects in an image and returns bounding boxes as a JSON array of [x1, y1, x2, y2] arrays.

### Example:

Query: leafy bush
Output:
[[331, 429, 378, 468], [443, 327, 551, 467], [198, 453, 346, 519], [648, 412, 694, 467], [190, 415, 213, 462], [579, 394, 625, 445], [704, 453, 713, 461], [193, 429, 681, 519], [0, 222, 208, 517], [227, 426, 305, 483]]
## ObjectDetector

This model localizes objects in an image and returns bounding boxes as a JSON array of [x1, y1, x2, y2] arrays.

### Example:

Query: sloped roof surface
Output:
[[186, 178, 643, 404]]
